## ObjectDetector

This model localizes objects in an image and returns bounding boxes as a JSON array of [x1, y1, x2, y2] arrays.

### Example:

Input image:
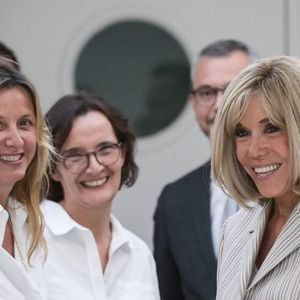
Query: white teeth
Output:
[[0, 154, 21, 162], [83, 177, 107, 187], [254, 164, 280, 174]]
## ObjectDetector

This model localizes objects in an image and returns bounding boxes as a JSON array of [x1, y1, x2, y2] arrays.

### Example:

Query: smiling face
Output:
[[235, 96, 294, 202], [52, 111, 125, 212], [0, 87, 37, 200]]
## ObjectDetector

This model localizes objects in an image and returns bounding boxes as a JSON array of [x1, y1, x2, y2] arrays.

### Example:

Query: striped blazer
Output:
[[216, 200, 300, 300]]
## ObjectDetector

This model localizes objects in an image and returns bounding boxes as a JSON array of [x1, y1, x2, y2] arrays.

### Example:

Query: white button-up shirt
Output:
[[0, 198, 47, 300], [42, 200, 160, 300]]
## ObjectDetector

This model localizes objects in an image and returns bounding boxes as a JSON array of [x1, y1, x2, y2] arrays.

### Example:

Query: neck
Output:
[[272, 195, 298, 222], [60, 200, 112, 239], [60, 200, 112, 270]]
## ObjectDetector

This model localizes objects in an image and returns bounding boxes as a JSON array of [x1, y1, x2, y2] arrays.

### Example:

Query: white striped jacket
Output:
[[216, 200, 300, 300]]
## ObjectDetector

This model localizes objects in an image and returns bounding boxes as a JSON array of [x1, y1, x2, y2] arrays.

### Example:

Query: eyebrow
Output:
[[198, 82, 230, 89], [259, 117, 269, 124], [0, 113, 35, 121], [61, 141, 117, 155]]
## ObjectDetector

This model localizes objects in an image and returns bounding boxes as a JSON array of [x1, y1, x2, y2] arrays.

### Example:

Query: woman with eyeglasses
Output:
[[42, 92, 160, 300]]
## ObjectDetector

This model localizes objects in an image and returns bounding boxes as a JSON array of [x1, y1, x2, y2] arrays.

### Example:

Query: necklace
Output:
[[7, 216, 29, 272]]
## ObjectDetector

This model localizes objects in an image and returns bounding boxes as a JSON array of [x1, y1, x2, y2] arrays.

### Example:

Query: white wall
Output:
[[1, 0, 291, 248]]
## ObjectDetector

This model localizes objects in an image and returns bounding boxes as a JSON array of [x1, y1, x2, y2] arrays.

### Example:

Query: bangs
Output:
[[256, 87, 286, 130], [224, 91, 254, 137]]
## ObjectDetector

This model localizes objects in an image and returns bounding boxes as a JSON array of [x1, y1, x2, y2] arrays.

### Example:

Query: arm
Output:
[[153, 187, 185, 300]]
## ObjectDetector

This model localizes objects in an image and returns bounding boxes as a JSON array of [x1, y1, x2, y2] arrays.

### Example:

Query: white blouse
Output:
[[0, 198, 47, 300], [42, 200, 160, 300]]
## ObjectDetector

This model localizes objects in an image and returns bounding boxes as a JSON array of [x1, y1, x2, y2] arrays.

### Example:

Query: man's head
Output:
[[190, 39, 255, 137], [0, 42, 20, 70]]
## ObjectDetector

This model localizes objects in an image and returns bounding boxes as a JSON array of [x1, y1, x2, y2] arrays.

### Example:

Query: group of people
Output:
[[0, 43, 159, 300], [0, 38, 299, 300]]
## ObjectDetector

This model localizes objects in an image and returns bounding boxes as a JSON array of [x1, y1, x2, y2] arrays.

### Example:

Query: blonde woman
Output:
[[0, 61, 52, 299], [211, 56, 300, 299]]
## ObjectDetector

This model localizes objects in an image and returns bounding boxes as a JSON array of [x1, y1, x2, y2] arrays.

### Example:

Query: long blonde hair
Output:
[[211, 56, 300, 206], [0, 62, 53, 260]]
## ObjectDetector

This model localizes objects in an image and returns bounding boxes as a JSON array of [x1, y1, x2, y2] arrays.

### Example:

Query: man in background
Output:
[[153, 39, 256, 300]]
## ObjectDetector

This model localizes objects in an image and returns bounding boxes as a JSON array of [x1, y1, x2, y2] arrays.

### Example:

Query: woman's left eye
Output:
[[265, 123, 280, 133], [234, 127, 249, 138], [18, 119, 33, 127]]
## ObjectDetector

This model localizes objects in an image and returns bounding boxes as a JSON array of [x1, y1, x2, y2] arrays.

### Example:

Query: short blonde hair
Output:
[[0, 61, 53, 260], [211, 56, 300, 206]]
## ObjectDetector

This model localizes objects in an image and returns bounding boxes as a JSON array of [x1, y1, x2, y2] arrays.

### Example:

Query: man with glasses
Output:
[[153, 39, 255, 300]]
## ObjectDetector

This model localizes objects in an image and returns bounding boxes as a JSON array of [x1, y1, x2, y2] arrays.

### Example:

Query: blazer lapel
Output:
[[192, 163, 217, 281], [249, 202, 300, 289], [239, 201, 270, 295]]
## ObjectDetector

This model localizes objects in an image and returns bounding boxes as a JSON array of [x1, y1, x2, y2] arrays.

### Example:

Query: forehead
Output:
[[62, 111, 116, 148], [193, 50, 252, 88], [0, 86, 33, 115], [239, 96, 267, 123]]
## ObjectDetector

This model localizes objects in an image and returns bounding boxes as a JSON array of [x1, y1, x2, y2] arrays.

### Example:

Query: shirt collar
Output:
[[43, 200, 134, 251], [42, 200, 86, 235], [0, 205, 9, 245], [7, 197, 28, 229], [109, 215, 133, 254]]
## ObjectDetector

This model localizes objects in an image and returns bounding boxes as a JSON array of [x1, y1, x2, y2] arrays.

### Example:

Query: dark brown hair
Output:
[[45, 92, 138, 202]]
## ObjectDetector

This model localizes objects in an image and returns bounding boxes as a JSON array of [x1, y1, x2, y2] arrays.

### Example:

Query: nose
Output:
[[5, 128, 24, 148], [212, 90, 224, 112], [248, 134, 268, 158], [86, 153, 105, 172]]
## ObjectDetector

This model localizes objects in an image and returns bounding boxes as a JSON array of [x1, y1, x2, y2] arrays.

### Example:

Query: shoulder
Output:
[[159, 162, 210, 198], [41, 200, 81, 236], [168, 162, 210, 188], [41, 199, 65, 223], [221, 202, 264, 245], [225, 202, 262, 227], [155, 162, 210, 212], [111, 215, 152, 254]]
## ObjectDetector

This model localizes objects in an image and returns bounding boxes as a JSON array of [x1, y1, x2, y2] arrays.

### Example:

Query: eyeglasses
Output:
[[60, 142, 122, 174], [190, 85, 228, 106]]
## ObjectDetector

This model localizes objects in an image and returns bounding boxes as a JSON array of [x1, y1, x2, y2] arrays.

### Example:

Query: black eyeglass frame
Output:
[[190, 84, 229, 105], [59, 142, 123, 174]]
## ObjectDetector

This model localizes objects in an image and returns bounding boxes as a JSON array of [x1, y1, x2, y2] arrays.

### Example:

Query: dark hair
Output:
[[0, 42, 20, 70], [45, 92, 139, 202], [200, 39, 256, 60]]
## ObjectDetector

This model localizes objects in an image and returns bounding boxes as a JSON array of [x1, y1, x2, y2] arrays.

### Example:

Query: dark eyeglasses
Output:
[[60, 142, 122, 174], [190, 85, 228, 106]]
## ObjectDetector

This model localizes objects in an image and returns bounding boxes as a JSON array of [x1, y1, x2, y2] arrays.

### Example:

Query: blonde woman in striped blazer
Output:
[[211, 56, 300, 299]]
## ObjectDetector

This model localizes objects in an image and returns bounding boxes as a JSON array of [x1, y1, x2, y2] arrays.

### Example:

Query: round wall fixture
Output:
[[74, 20, 190, 137]]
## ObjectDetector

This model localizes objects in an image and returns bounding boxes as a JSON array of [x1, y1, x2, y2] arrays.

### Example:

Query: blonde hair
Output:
[[211, 56, 300, 206], [0, 61, 53, 260]]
